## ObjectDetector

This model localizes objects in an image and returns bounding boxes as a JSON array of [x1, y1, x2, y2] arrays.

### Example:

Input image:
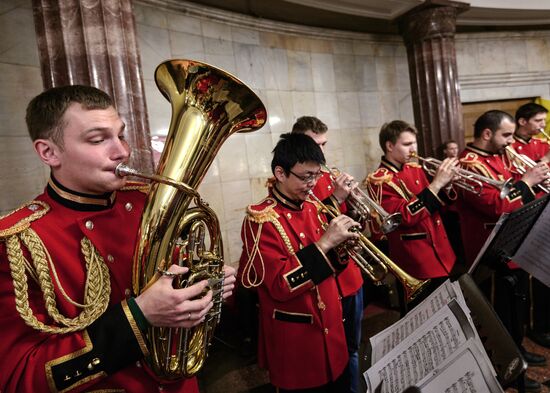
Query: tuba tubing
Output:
[[126, 59, 266, 379]]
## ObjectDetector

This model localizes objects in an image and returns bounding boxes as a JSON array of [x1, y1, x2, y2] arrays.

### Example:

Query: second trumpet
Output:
[[410, 152, 513, 200]]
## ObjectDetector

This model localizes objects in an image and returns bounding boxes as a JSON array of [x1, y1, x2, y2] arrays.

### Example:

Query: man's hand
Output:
[[315, 214, 360, 253], [521, 162, 550, 187], [222, 265, 236, 299], [429, 157, 458, 194], [332, 171, 356, 204], [135, 265, 213, 328]]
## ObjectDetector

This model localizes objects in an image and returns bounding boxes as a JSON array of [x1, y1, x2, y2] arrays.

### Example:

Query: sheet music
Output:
[[364, 300, 477, 393], [513, 201, 550, 287], [369, 280, 468, 363], [416, 338, 504, 393]]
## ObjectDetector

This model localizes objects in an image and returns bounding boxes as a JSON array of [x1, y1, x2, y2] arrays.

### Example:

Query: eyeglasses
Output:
[[289, 170, 323, 183]]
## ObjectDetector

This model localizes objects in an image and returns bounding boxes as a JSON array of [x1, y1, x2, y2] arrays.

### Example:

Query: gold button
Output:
[[415, 179, 419, 185], [28, 204, 40, 212], [286, 213, 292, 219], [125, 202, 133, 211], [324, 328, 329, 334], [125, 288, 131, 297], [436, 219, 441, 225], [316, 228, 320, 233], [85, 220, 94, 230], [136, 361, 142, 368], [107, 254, 114, 263], [327, 185, 332, 190], [299, 233, 305, 238]]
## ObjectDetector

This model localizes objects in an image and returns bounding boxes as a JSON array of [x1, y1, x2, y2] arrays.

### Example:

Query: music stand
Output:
[[469, 194, 550, 282]]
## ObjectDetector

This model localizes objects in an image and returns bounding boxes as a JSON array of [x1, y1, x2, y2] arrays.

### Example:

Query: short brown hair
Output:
[[26, 85, 114, 146], [291, 116, 327, 135], [379, 120, 417, 153]]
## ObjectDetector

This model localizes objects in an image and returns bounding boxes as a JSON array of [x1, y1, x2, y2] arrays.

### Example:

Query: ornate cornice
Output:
[[134, 0, 402, 43]]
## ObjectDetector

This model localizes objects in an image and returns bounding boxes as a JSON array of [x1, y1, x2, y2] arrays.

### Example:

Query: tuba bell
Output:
[[117, 59, 266, 379]]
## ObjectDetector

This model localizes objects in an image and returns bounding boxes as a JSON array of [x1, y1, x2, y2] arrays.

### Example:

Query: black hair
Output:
[[473, 110, 514, 138], [271, 133, 325, 174], [515, 103, 548, 125]]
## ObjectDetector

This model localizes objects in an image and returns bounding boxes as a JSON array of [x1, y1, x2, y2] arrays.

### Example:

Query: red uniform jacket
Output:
[[458, 145, 536, 266], [238, 185, 348, 389], [511, 134, 550, 163], [365, 158, 456, 279], [313, 171, 363, 298], [0, 178, 198, 393]]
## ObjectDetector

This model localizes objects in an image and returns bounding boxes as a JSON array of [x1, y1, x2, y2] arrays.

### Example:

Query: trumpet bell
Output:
[[380, 212, 402, 234]]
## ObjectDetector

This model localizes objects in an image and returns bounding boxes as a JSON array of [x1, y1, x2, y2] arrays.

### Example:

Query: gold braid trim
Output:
[[120, 182, 150, 194], [460, 157, 496, 180], [241, 206, 296, 288], [6, 229, 111, 334], [0, 200, 50, 238]]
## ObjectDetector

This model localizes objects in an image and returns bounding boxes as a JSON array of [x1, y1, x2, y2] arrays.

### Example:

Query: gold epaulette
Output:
[[120, 181, 150, 194], [0, 200, 50, 239], [246, 198, 280, 224], [460, 152, 494, 179], [366, 168, 393, 186]]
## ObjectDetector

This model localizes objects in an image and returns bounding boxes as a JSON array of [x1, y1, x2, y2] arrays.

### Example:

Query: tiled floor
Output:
[[197, 301, 550, 393]]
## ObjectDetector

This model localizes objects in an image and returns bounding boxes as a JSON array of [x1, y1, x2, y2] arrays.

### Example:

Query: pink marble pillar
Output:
[[32, 0, 153, 172], [398, 1, 469, 157]]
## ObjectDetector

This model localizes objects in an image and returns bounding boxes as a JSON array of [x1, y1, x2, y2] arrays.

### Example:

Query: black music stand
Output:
[[469, 194, 550, 281]]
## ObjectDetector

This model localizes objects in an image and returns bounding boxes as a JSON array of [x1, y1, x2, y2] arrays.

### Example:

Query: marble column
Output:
[[398, 1, 469, 157], [32, 0, 153, 172]]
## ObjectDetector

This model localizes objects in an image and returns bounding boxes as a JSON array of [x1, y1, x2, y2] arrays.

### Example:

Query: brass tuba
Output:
[[117, 59, 266, 379]]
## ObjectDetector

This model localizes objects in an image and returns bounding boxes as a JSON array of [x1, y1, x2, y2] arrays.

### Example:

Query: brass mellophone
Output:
[[322, 164, 402, 234], [410, 152, 513, 200], [307, 190, 429, 302], [504, 144, 550, 193]]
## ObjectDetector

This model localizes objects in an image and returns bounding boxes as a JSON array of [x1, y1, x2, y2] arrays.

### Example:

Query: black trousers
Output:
[[530, 276, 550, 333], [479, 268, 529, 347]]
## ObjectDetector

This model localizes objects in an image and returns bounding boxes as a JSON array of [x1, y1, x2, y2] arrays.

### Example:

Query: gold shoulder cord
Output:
[[241, 208, 295, 289], [6, 228, 111, 334]]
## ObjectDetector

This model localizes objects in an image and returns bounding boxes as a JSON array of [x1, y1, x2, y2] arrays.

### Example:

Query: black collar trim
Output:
[[272, 185, 303, 211], [514, 134, 530, 144], [47, 176, 116, 211], [381, 156, 402, 173], [465, 144, 497, 157]]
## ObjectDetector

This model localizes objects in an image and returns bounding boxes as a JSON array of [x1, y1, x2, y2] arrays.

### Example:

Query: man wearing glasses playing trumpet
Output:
[[365, 120, 458, 311], [238, 133, 360, 392], [291, 116, 364, 393]]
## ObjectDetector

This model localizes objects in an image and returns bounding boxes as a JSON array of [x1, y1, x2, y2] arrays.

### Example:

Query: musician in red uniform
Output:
[[239, 133, 359, 392], [291, 116, 364, 393], [0, 85, 236, 393], [458, 109, 548, 392], [365, 120, 457, 310], [509, 103, 550, 350]]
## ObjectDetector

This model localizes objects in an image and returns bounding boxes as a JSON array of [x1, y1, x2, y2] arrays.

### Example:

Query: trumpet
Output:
[[410, 152, 513, 200], [537, 127, 550, 141], [322, 164, 402, 234], [504, 145, 550, 193], [307, 190, 429, 302]]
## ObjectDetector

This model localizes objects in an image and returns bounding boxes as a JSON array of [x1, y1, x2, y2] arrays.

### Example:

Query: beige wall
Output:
[[2, 0, 550, 266], [133, 0, 413, 265], [0, 0, 48, 214]]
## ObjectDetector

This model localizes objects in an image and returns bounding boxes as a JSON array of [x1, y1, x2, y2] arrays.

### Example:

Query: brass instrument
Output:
[[505, 145, 550, 193], [307, 191, 429, 302], [116, 59, 266, 379], [410, 152, 513, 200], [322, 164, 401, 234], [537, 127, 550, 141]]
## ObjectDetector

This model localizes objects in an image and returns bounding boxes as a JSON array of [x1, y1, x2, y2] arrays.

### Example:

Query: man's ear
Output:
[[33, 139, 61, 167], [518, 118, 527, 127], [385, 141, 394, 153], [481, 128, 493, 141], [273, 166, 287, 182]]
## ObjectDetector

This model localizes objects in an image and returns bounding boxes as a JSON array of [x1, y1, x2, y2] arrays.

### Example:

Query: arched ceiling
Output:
[[184, 0, 550, 34]]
